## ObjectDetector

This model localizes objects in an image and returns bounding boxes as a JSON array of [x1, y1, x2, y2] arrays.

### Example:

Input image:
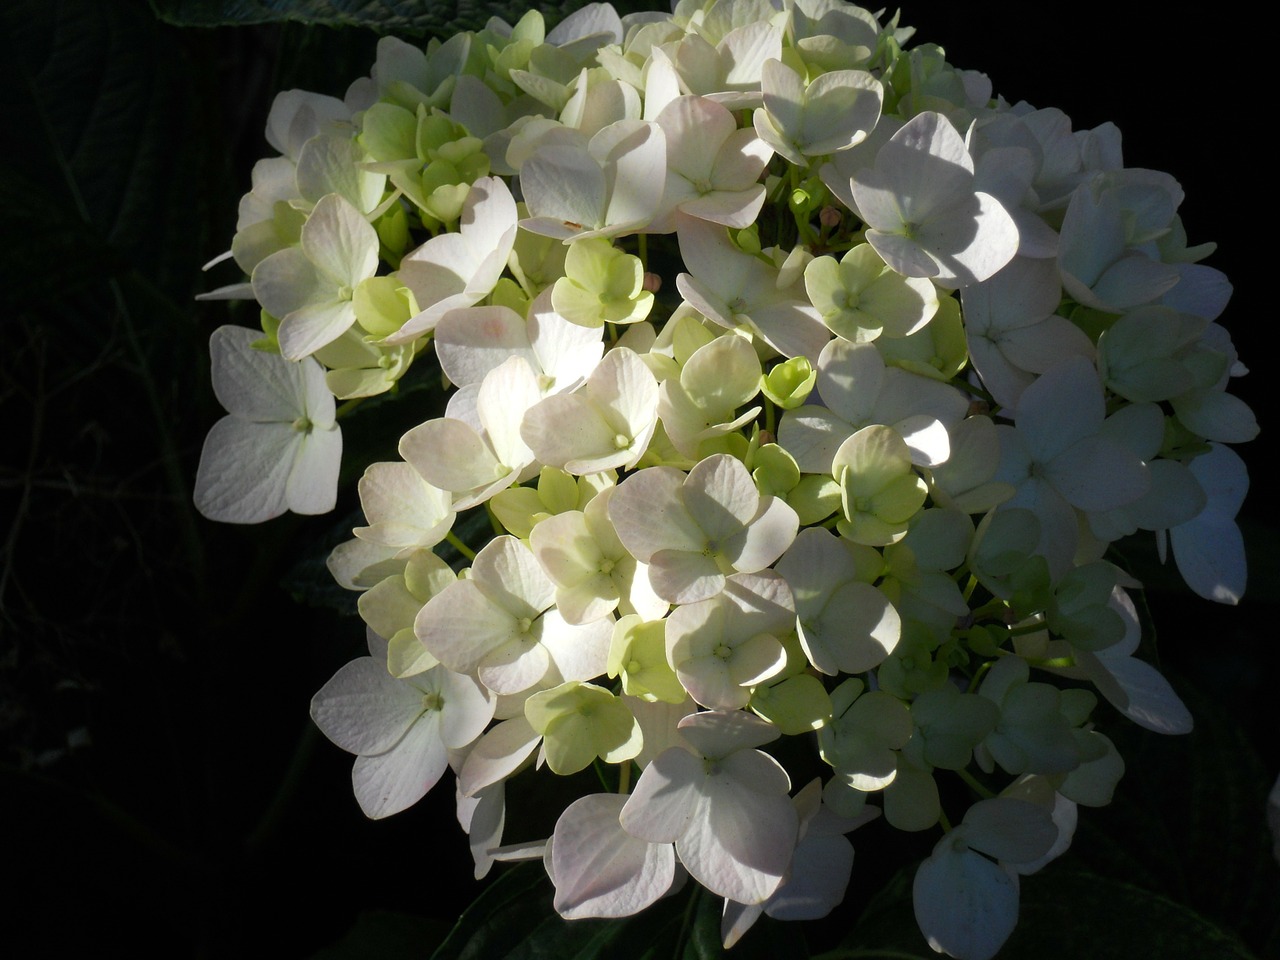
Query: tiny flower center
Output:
[[422, 692, 444, 712], [517, 617, 533, 634], [292, 416, 314, 434], [599, 558, 615, 575], [613, 433, 630, 450], [713, 643, 733, 660]]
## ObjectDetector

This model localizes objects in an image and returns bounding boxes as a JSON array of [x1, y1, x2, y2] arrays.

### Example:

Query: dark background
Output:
[[2, 2, 1275, 957]]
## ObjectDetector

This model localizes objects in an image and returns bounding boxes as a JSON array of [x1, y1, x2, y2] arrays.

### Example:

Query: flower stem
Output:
[[445, 530, 477, 561], [957, 767, 995, 800]]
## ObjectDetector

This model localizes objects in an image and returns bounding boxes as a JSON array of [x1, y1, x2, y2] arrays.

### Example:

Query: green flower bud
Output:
[[761, 356, 816, 409]]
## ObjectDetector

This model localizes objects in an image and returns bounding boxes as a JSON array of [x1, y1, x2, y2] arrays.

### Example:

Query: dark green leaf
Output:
[[837, 862, 1258, 960], [1072, 672, 1278, 950], [312, 909, 452, 959], [149, 0, 618, 37], [430, 864, 810, 960], [1004, 868, 1258, 960]]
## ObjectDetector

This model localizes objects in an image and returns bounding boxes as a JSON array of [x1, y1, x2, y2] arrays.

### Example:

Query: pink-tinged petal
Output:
[[620, 746, 705, 843], [550, 794, 676, 919], [724, 496, 798, 572], [352, 712, 448, 819], [648, 549, 724, 605], [684, 454, 759, 542], [681, 751, 797, 903], [610, 467, 704, 560], [435, 306, 538, 387], [310, 656, 425, 755], [764, 832, 853, 920]]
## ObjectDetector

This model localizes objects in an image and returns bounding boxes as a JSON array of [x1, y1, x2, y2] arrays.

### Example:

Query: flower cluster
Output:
[[194, 2, 1254, 957]]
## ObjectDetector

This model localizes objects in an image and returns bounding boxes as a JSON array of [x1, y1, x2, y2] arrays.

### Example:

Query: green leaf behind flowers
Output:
[[149, 0, 646, 36], [429, 862, 808, 960]]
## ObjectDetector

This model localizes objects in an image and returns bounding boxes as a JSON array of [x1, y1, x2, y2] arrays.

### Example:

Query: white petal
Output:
[[352, 713, 448, 819], [311, 657, 425, 755], [194, 417, 295, 523], [208, 325, 309, 421], [913, 845, 1020, 960], [457, 716, 542, 797], [286, 424, 342, 515]]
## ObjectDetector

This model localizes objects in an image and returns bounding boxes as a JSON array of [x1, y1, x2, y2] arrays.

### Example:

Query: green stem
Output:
[[948, 376, 996, 407], [956, 766, 996, 800], [445, 530, 477, 561], [335, 397, 365, 418], [673, 884, 702, 960], [969, 599, 1007, 621], [485, 502, 505, 536], [592, 758, 612, 792], [617, 761, 631, 795], [967, 658, 993, 693], [1008, 618, 1048, 638]]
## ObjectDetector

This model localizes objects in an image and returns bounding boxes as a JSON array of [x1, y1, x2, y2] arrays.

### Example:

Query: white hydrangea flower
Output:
[[310, 632, 495, 819], [620, 710, 799, 904], [194, 325, 341, 523]]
